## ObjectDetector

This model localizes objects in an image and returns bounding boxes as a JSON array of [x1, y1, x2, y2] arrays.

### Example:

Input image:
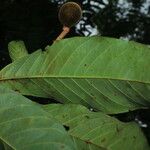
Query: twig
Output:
[[54, 26, 70, 42]]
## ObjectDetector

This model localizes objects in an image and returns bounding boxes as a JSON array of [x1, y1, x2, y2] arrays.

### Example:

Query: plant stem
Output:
[[54, 26, 70, 42]]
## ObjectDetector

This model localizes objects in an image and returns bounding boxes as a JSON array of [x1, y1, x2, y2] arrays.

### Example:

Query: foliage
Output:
[[94, 0, 150, 44], [43, 104, 150, 150], [0, 37, 150, 149], [0, 86, 149, 150], [0, 86, 75, 150], [0, 37, 150, 114]]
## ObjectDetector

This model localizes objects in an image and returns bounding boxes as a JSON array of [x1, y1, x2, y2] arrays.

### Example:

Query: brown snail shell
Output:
[[58, 2, 82, 27]]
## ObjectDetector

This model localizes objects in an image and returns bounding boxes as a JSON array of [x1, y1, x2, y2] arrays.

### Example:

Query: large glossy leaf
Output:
[[0, 37, 150, 114], [0, 86, 76, 150], [43, 104, 150, 150]]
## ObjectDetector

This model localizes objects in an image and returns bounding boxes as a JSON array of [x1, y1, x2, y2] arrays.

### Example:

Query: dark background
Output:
[[0, 0, 150, 68], [0, 0, 150, 144]]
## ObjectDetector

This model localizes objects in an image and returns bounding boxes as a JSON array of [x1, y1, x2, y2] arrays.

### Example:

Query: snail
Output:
[[55, 2, 82, 42]]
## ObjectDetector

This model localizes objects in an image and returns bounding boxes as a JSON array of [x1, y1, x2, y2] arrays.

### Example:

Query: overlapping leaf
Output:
[[0, 37, 150, 114], [43, 104, 150, 150], [0, 86, 76, 150]]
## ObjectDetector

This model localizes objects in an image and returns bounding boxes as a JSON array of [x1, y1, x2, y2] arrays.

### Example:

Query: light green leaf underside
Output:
[[0, 37, 150, 114], [0, 86, 76, 150], [8, 41, 28, 62], [43, 104, 150, 150]]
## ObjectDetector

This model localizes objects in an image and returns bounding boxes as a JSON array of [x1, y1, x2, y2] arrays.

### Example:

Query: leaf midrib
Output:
[[0, 76, 149, 84]]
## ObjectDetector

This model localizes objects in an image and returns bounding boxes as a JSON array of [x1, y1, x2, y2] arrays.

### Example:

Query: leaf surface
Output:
[[43, 104, 150, 150], [8, 41, 28, 62], [0, 86, 76, 150], [0, 37, 150, 114]]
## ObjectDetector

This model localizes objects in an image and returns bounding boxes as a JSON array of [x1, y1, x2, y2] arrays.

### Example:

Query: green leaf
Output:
[[3, 143, 13, 150], [43, 104, 150, 150], [0, 37, 150, 114], [8, 41, 28, 62], [0, 86, 76, 150]]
